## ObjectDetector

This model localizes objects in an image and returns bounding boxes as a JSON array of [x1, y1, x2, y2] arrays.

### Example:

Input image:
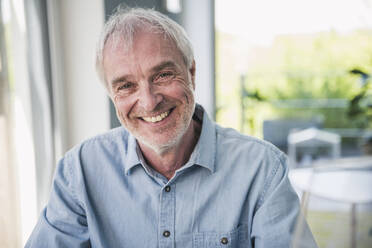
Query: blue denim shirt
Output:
[[26, 105, 317, 247]]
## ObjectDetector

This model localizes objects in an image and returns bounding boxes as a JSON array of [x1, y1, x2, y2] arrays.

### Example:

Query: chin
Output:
[[138, 130, 184, 155]]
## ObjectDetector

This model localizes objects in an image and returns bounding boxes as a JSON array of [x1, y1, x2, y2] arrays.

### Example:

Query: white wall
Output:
[[183, 0, 215, 119], [52, 0, 110, 150]]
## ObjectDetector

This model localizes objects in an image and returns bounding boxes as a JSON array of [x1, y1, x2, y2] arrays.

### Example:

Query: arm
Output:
[[26, 154, 90, 248], [251, 155, 317, 248]]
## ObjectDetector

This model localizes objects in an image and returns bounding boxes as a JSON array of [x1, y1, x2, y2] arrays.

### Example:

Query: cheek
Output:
[[179, 83, 195, 104], [113, 95, 131, 117], [172, 77, 194, 97]]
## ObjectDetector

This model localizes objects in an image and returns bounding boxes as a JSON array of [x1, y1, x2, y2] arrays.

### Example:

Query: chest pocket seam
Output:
[[193, 224, 249, 248]]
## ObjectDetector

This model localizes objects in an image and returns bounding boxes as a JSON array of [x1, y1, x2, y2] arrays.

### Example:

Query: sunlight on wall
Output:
[[13, 97, 37, 246], [2, 0, 38, 246]]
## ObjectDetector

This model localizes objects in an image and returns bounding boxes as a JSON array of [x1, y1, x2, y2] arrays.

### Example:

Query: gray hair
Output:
[[96, 7, 194, 87]]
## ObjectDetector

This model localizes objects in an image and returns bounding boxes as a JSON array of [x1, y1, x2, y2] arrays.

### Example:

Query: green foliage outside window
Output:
[[216, 29, 372, 136]]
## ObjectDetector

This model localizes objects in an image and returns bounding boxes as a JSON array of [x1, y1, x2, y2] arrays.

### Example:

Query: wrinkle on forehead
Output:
[[105, 30, 180, 62], [105, 26, 172, 57]]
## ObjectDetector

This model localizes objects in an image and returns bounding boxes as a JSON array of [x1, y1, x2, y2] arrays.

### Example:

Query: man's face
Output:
[[103, 31, 196, 153]]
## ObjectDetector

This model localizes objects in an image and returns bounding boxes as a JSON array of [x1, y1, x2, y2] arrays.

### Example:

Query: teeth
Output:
[[143, 111, 169, 123]]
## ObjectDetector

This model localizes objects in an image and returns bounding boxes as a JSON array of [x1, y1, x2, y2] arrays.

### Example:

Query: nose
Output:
[[137, 83, 163, 111]]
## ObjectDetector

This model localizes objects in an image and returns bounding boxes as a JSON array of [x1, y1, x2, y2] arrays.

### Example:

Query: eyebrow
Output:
[[150, 61, 177, 74], [110, 75, 131, 87], [109, 61, 178, 87]]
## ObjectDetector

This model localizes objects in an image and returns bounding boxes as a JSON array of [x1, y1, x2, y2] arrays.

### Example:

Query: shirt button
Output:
[[164, 185, 171, 192], [220, 237, 228, 245], [163, 230, 171, 237]]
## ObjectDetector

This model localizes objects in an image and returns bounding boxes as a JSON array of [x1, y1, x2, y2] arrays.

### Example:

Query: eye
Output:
[[159, 72, 172, 78], [118, 82, 134, 91], [154, 71, 174, 82]]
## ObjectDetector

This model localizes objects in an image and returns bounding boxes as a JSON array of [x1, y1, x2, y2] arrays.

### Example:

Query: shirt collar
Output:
[[124, 133, 142, 174], [185, 104, 216, 173], [123, 104, 216, 175]]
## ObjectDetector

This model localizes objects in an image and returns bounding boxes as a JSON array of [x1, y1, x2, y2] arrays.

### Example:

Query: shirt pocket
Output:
[[193, 224, 250, 248]]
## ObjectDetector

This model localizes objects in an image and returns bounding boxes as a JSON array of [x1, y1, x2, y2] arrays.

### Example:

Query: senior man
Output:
[[26, 8, 317, 248]]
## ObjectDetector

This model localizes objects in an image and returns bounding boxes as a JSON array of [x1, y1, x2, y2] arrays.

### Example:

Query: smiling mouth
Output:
[[141, 108, 174, 123]]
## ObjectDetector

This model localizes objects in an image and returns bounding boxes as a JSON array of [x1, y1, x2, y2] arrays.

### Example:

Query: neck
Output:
[[138, 120, 201, 180]]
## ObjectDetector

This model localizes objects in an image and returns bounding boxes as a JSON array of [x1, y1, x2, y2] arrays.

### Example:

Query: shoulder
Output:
[[66, 127, 129, 156], [57, 127, 131, 190], [213, 124, 289, 188], [215, 124, 286, 165], [62, 127, 131, 168], [214, 125, 292, 207]]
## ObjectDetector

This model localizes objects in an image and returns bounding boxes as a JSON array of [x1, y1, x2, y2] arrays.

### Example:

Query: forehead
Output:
[[103, 31, 183, 71]]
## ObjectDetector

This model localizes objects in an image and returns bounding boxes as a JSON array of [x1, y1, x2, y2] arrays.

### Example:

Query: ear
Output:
[[189, 60, 196, 90]]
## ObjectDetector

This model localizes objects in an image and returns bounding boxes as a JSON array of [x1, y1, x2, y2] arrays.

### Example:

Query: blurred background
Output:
[[0, 0, 371, 247]]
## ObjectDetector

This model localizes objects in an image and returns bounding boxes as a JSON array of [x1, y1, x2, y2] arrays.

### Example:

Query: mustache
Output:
[[132, 100, 175, 117]]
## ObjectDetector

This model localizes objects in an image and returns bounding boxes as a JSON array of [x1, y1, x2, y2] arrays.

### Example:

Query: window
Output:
[[215, 0, 372, 157], [0, 0, 54, 246]]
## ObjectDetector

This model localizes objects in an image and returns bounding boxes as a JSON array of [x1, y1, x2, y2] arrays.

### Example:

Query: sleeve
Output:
[[250, 154, 318, 248], [25, 153, 91, 248]]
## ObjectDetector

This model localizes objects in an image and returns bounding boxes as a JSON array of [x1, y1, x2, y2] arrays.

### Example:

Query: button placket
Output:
[[159, 184, 176, 248]]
